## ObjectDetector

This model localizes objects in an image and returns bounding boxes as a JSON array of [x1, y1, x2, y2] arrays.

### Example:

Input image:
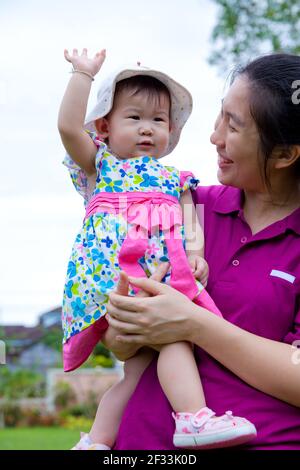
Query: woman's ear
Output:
[[273, 145, 300, 170], [95, 117, 109, 139]]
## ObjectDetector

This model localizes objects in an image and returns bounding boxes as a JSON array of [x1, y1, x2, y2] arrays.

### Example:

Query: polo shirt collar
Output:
[[213, 186, 243, 215], [284, 206, 300, 235], [213, 186, 300, 236]]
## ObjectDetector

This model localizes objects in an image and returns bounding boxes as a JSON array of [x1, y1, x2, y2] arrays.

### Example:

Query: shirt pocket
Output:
[[209, 272, 297, 341], [269, 269, 296, 286]]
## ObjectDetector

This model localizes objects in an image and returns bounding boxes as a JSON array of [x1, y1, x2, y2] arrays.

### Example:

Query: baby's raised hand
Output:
[[64, 48, 106, 78], [188, 255, 209, 288]]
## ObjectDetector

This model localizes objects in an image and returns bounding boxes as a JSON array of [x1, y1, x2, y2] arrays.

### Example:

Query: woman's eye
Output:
[[229, 124, 237, 132], [128, 115, 140, 120], [154, 117, 164, 122]]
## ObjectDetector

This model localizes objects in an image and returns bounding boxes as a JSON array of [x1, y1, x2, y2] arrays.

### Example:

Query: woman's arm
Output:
[[107, 275, 300, 407], [57, 48, 106, 175]]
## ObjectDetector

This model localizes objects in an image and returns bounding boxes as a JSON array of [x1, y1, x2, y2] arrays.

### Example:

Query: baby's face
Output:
[[104, 89, 171, 159]]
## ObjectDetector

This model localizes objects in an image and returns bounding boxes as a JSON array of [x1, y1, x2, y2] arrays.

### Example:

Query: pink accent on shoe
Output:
[[182, 427, 192, 434], [192, 407, 216, 427], [173, 408, 257, 449]]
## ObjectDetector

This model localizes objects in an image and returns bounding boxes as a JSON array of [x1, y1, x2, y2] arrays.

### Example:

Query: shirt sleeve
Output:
[[179, 171, 200, 194], [62, 130, 105, 205]]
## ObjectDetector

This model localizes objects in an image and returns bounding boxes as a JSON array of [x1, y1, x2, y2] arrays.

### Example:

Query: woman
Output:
[[105, 53, 300, 450]]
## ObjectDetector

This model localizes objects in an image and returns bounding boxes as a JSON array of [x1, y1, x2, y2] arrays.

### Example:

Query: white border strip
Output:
[[270, 270, 295, 284]]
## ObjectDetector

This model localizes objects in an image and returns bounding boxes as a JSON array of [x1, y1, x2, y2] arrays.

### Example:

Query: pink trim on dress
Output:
[[63, 316, 109, 372], [179, 171, 195, 188]]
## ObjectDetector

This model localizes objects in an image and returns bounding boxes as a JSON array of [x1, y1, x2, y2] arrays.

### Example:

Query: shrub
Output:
[[0, 368, 45, 399], [0, 402, 22, 427], [54, 381, 76, 409], [20, 408, 59, 427], [61, 415, 93, 431]]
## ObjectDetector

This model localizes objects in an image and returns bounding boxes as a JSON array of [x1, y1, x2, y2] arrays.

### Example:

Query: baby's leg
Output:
[[158, 342, 257, 449], [157, 341, 205, 413], [89, 347, 155, 447]]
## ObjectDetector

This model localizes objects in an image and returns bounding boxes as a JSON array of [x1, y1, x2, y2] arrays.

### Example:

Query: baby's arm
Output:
[[57, 48, 106, 176], [180, 189, 209, 286]]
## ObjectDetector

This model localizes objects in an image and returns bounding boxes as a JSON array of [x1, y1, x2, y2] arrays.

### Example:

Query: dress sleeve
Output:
[[62, 130, 105, 204], [179, 170, 200, 194]]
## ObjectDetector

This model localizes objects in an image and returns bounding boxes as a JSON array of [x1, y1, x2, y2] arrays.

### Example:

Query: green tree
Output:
[[209, 0, 300, 73]]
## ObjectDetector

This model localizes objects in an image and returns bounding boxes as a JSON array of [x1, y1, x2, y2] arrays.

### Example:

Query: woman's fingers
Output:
[[127, 275, 170, 297], [150, 262, 170, 282], [109, 291, 146, 312], [106, 313, 142, 333], [136, 262, 170, 298], [114, 264, 169, 300], [116, 271, 130, 296], [107, 299, 138, 321], [115, 334, 147, 345]]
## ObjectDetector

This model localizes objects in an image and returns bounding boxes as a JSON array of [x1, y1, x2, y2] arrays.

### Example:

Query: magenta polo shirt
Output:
[[114, 185, 300, 450]]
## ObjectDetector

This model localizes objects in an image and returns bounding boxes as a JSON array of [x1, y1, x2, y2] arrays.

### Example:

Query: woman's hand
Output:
[[64, 47, 106, 77], [103, 263, 171, 359], [106, 273, 200, 346]]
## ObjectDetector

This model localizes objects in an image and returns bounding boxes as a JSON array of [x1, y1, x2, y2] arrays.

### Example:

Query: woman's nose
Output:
[[210, 113, 225, 147], [210, 123, 225, 147]]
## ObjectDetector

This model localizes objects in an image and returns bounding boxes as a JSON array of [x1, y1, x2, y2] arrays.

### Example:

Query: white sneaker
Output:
[[173, 407, 257, 449], [71, 432, 111, 450]]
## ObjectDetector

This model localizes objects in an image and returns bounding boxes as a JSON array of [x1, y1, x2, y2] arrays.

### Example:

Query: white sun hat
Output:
[[84, 63, 193, 156]]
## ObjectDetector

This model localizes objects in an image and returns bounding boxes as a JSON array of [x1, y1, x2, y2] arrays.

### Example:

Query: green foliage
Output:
[[58, 391, 98, 430], [41, 327, 63, 353], [88, 354, 115, 368], [209, 0, 300, 74], [59, 415, 93, 432], [59, 394, 98, 420], [53, 380, 76, 409], [0, 367, 45, 399], [83, 341, 116, 368], [0, 402, 23, 427], [0, 403, 59, 428], [93, 341, 111, 358]]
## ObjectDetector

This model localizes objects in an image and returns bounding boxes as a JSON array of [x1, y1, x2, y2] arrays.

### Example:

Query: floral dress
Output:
[[62, 132, 200, 356]]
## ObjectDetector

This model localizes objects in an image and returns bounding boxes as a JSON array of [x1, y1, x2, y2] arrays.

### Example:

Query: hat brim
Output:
[[85, 66, 193, 157]]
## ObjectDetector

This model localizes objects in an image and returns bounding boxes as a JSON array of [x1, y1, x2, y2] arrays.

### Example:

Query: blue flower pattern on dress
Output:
[[62, 133, 199, 343]]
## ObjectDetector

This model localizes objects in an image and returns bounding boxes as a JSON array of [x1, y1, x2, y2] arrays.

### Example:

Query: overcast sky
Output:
[[0, 0, 226, 326]]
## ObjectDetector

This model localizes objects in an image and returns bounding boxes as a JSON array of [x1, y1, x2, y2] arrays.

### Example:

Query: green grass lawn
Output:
[[0, 427, 80, 450]]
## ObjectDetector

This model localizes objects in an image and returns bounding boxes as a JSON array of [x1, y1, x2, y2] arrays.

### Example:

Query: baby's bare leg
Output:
[[157, 342, 205, 413], [89, 346, 155, 447]]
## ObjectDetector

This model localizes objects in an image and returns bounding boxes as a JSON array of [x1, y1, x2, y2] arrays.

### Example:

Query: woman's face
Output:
[[210, 76, 265, 191]]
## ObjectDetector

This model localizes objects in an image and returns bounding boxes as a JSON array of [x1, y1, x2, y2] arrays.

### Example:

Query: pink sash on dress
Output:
[[85, 191, 222, 317]]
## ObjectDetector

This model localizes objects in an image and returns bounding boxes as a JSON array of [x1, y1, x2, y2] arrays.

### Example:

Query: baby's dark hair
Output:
[[113, 75, 171, 110], [231, 53, 300, 185]]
